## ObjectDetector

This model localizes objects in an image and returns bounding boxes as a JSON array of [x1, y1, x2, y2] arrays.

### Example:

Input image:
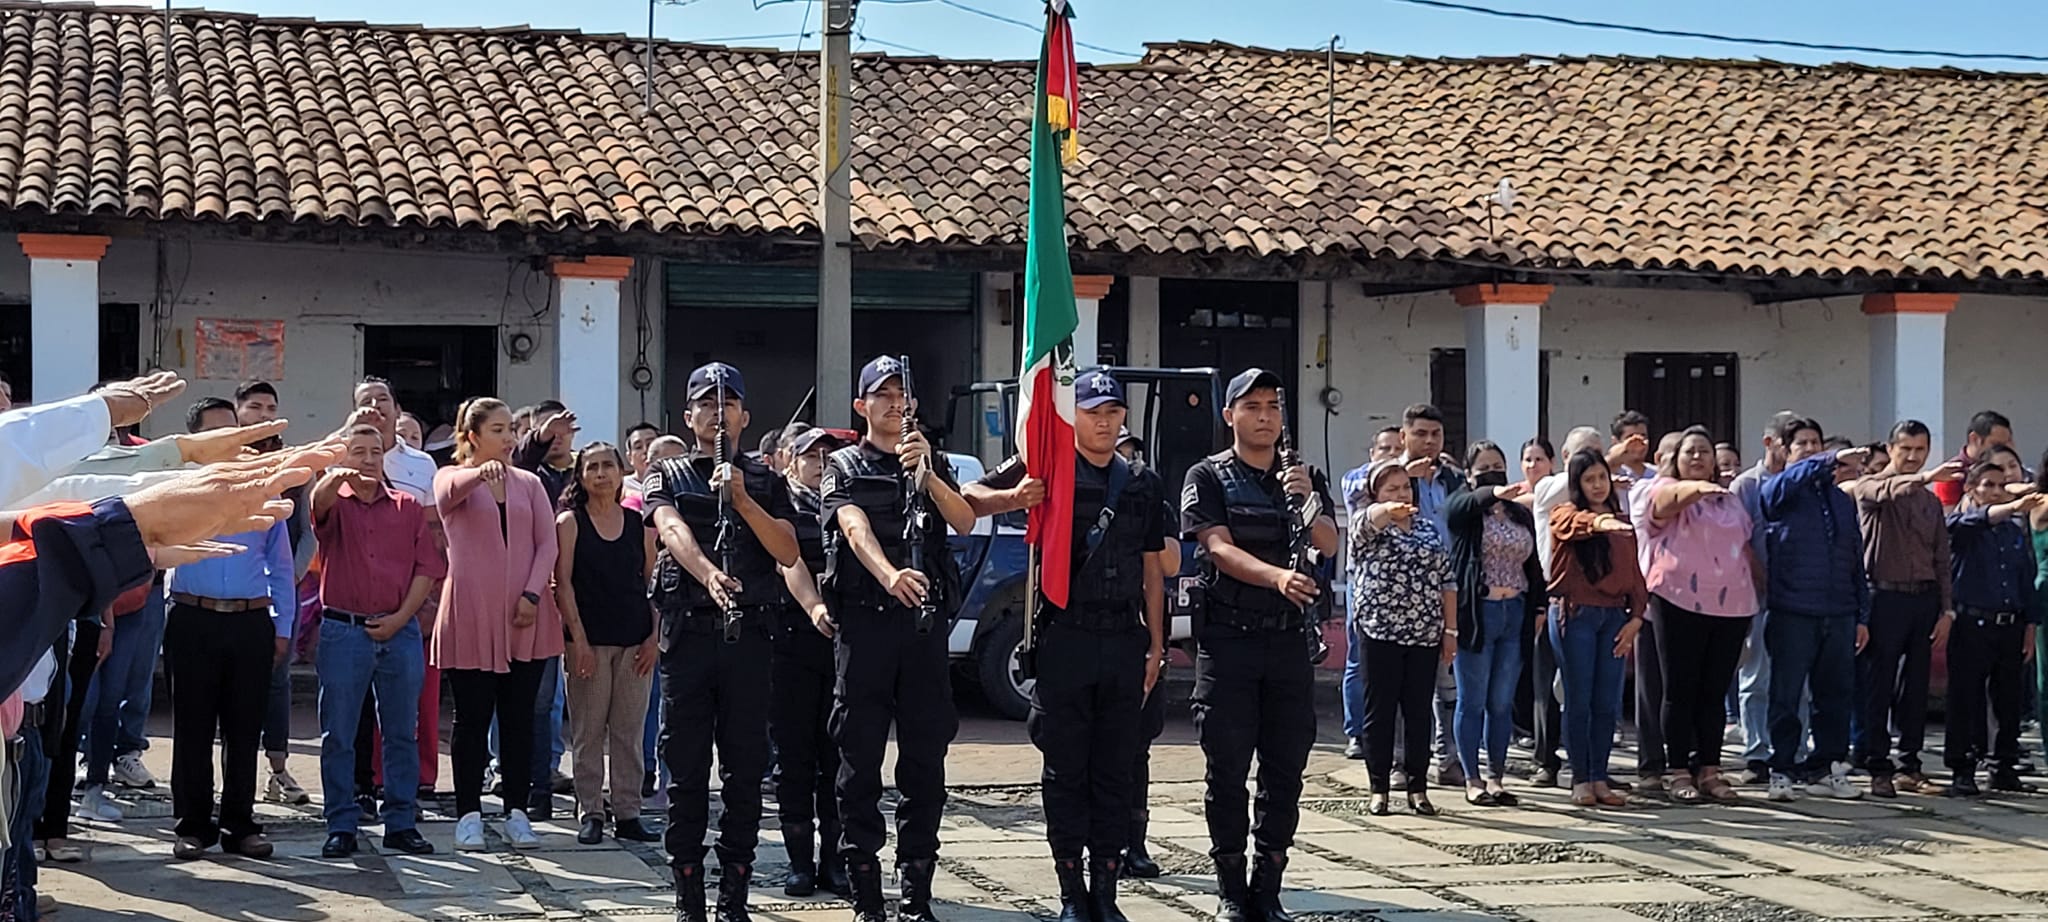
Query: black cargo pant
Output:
[[1028, 617, 1147, 860], [1192, 620, 1314, 859], [771, 605, 842, 860], [1944, 611, 2027, 774], [1132, 657, 1168, 831], [832, 600, 958, 864], [661, 607, 774, 868], [1858, 587, 1940, 777]]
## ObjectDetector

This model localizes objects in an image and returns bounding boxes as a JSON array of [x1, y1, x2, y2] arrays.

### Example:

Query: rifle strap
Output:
[[1080, 456, 1132, 567]]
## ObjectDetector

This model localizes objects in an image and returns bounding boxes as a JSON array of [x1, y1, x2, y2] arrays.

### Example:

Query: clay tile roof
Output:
[[4, 3, 2048, 280]]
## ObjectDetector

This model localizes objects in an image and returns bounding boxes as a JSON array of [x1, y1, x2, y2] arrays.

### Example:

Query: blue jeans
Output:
[[1767, 610, 1855, 777], [643, 660, 667, 785], [5, 722, 48, 921], [1551, 605, 1628, 784], [1453, 598, 1525, 781], [82, 586, 167, 783], [316, 617, 424, 833], [1342, 622, 1365, 739], [531, 656, 564, 790]]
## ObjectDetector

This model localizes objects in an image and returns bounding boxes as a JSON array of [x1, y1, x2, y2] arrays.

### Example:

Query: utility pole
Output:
[[817, 0, 855, 427]]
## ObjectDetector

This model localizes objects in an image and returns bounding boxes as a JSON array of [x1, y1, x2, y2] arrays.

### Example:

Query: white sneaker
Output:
[[1767, 773, 1800, 802], [1806, 762, 1864, 800], [111, 752, 156, 789], [77, 784, 123, 821], [455, 812, 486, 851], [266, 769, 311, 805], [503, 809, 541, 849]]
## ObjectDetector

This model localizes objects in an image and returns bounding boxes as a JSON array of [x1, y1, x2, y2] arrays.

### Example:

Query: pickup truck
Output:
[[939, 367, 1227, 720]]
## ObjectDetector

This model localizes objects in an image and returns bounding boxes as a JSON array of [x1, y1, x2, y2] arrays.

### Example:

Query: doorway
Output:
[[1428, 347, 1553, 459], [1624, 352, 1740, 442], [361, 326, 500, 435], [0, 303, 142, 404], [1159, 279, 1298, 425]]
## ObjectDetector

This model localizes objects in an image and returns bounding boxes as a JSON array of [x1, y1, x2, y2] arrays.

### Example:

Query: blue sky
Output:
[[110, 0, 2048, 70]]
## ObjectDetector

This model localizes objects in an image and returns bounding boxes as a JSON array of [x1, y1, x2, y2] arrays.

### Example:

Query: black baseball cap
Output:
[[857, 356, 908, 396], [791, 427, 852, 456], [1224, 367, 1283, 405], [1074, 369, 1125, 409], [687, 362, 745, 401]]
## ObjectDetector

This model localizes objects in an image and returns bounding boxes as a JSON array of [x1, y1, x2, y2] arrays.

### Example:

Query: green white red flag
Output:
[[1018, 0, 1080, 608]]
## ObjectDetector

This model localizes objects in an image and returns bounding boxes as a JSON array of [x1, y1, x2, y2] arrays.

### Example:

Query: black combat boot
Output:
[[1089, 854, 1131, 922], [1054, 858, 1089, 922], [1247, 851, 1294, 922], [1212, 855, 1250, 922], [897, 859, 942, 922], [715, 863, 753, 922], [822, 850, 853, 897], [783, 823, 818, 897], [848, 856, 888, 922], [674, 863, 708, 922], [1123, 810, 1161, 879]]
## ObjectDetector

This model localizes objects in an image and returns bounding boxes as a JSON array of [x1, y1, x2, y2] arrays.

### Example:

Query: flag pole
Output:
[[1021, 545, 1040, 680]]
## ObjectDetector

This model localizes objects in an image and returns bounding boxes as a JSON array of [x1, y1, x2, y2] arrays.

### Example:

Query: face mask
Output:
[[1472, 470, 1509, 489]]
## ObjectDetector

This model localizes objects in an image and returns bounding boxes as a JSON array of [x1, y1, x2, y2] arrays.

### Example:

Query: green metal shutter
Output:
[[664, 263, 976, 312]]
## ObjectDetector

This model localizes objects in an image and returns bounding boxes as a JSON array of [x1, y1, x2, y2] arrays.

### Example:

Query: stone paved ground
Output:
[[36, 675, 2048, 922]]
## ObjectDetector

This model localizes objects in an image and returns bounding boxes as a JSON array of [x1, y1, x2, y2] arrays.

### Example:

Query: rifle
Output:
[[712, 372, 744, 643], [899, 356, 941, 634], [1276, 387, 1332, 665]]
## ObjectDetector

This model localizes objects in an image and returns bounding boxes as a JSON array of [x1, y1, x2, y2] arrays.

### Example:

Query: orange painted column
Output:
[[1451, 283, 1553, 451], [1863, 293, 1958, 450], [16, 234, 112, 402]]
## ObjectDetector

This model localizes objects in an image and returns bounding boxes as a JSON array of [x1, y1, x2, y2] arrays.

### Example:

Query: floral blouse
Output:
[[1350, 515, 1455, 647]]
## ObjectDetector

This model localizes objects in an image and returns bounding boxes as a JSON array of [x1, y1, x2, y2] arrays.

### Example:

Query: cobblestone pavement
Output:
[[35, 677, 2048, 922]]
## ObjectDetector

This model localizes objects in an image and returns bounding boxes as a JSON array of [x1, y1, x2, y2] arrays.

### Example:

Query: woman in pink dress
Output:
[[431, 397, 562, 850]]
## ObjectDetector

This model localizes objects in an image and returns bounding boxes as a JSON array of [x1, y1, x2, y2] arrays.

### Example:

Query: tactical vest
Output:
[[1061, 461, 1154, 617], [820, 444, 958, 609], [649, 453, 785, 612], [1199, 451, 1294, 617], [789, 486, 828, 576]]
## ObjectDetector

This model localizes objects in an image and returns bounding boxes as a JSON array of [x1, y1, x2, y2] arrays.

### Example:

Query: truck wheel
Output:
[[976, 616, 1034, 721]]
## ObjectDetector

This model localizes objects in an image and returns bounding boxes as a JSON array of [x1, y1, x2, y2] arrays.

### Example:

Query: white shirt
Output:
[[20, 649, 57, 705], [384, 443, 439, 506], [1532, 472, 1573, 573], [0, 394, 118, 510]]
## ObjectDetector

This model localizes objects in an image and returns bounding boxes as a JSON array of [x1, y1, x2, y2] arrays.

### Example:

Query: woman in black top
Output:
[[553, 442, 661, 845]]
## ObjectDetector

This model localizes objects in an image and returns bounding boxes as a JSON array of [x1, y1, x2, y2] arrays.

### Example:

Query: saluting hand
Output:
[[1493, 481, 1530, 502], [479, 460, 506, 484], [1403, 456, 1435, 481], [1923, 460, 1967, 485], [1594, 514, 1635, 535]]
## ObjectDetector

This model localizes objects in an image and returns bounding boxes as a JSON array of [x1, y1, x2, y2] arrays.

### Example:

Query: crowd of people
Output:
[[1, 359, 2045, 922], [1335, 404, 2046, 815]]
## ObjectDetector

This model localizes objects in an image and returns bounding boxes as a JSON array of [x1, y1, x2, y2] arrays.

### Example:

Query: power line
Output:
[[857, 31, 941, 56], [935, 0, 1139, 58], [1386, 0, 2048, 64], [690, 30, 812, 43]]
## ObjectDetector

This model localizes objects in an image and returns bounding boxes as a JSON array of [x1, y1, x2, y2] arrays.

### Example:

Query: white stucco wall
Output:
[[1290, 282, 2048, 470], [0, 234, 655, 443]]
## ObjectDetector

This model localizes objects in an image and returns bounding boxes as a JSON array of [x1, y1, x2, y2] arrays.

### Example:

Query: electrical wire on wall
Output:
[[630, 262, 657, 421]]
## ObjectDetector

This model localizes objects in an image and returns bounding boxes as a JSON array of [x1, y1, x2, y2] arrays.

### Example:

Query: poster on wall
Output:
[[195, 318, 286, 381]]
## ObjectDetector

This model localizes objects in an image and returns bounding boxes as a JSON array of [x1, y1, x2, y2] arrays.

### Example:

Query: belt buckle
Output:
[[1997, 612, 2019, 626]]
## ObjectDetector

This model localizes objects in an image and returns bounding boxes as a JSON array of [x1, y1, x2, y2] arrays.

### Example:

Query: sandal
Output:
[[1493, 789, 1521, 807], [1669, 774, 1703, 804], [1596, 789, 1629, 807], [1571, 790, 1598, 807], [1700, 776, 1740, 803], [1409, 794, 1440, 817], [1464, 788, 1497, 807], [1368, 793, 1391, 816]]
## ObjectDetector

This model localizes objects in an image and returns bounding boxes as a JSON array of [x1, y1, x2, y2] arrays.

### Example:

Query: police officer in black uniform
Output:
[[821, 356, 976, 922], [964, 370, 1169, 922], [1116, 427, 1179, 881], [1181, 368, 1337, 922], [772, 424, 853, 898], [645, 363, 801, 922]]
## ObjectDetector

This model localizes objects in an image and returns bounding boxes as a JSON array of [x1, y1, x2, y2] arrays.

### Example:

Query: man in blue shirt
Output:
[[1944, 462, 2046, 797], [164, 398, 297, 861]]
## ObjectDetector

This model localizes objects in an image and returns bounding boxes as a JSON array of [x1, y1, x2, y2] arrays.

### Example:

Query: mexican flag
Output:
[[1017, 0, 1081, 608]]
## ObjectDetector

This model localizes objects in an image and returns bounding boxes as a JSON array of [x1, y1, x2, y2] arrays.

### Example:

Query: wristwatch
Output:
[[520, 591, 542, 606]]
